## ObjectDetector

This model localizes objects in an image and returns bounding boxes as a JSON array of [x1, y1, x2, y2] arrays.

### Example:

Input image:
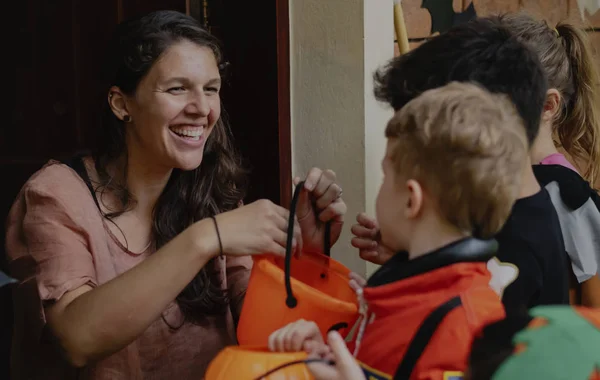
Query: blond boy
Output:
[[269, 82, 528, 380]]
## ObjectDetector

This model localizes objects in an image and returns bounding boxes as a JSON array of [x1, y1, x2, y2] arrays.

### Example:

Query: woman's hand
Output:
[[307, 331, 366, 380], [295, 168, 347, 254], [214, 199, 302, 257], [351, 213, 394, 265]]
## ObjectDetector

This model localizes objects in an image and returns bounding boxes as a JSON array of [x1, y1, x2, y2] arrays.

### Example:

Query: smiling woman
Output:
[[109, 39, 223, 172], [4, 10, 347, 380]]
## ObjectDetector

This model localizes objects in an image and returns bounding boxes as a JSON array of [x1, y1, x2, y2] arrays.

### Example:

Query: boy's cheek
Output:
[[375, 182, 391, 228]]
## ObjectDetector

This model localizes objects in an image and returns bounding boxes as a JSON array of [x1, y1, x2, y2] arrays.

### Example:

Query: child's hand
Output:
[[307, 331, 366, 380], [268, 319, 325, 353], [351, 213, 395, 265]]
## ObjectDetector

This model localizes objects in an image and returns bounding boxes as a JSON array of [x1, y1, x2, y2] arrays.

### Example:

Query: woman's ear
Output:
[[542, 88, 561, 124], [404, 179, 423, 219], [108, 86, 131, 122]]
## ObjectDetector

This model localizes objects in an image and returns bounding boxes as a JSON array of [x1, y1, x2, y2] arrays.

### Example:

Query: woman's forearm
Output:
[[45, 219, 218, 367]]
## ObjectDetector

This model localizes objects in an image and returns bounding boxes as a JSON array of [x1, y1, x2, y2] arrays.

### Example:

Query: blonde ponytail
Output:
[[495, 13, 600, 187], [555, 23, 600, 187]]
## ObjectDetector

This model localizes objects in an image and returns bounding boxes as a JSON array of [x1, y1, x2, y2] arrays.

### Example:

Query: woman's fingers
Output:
[[265, 208, 302, 254], [315, 183, 343, 211], [318, 200, 347, 223], [304, 168, 327, 192]]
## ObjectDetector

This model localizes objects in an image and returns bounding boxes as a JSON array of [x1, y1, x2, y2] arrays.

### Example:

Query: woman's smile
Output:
[[169, 124, 206, 147]]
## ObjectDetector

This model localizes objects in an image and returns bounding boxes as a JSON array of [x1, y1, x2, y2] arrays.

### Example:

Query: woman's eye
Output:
[[167, 86, 186, 94], [205, 87, 220, 94]]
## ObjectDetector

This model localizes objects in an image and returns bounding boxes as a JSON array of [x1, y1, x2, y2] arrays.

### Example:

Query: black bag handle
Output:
[[284, 181, 332, 308], [393, 296, 462, 379]]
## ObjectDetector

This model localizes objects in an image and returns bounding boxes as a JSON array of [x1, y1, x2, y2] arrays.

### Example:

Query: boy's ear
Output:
[[404, 179, 423, 219], [542, 88, 561, 123]]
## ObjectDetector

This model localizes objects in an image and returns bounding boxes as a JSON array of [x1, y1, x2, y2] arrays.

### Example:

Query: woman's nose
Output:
[[185, 91, 211, 116]]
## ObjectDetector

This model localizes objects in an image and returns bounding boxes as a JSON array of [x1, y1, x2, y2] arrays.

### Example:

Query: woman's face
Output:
[[118, 39, 222, 171]]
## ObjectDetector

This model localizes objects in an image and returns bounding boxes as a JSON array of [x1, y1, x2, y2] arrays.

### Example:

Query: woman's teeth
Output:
[[170, 127, 203, 140]]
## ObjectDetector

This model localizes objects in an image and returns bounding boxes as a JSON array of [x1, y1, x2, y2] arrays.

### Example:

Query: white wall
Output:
[[289, 0, 393, 276], [363, 2, 394, 276]]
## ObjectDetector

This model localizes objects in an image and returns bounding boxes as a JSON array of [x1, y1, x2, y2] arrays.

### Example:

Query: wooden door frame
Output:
[[275, 0, 292, 208]]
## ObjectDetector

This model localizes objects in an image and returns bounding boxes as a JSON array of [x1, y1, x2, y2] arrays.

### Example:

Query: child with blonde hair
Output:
[[269, 81, 528, 380]]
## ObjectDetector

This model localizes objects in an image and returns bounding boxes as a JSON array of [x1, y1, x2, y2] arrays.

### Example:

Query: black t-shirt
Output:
[[490, 188, 570, 311]]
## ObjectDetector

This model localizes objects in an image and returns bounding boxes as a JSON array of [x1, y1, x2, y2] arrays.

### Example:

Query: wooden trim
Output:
[[185, 0, 205, 27], [116, 0, 124, 23], [276, 0, 292, 208]]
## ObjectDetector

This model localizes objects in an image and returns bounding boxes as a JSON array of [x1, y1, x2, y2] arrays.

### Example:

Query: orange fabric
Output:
[[205, 347, 312, 380], [354, 262, 505, 380], [237, 253, 358, 346]]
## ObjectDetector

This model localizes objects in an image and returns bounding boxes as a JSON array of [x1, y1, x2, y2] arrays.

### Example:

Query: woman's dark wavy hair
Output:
[[94, 10, 247, 323]]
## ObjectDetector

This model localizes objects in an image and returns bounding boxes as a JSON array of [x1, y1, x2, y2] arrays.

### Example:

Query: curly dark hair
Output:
[[93, 10, 247, 323], [374, 16, 548, 146]]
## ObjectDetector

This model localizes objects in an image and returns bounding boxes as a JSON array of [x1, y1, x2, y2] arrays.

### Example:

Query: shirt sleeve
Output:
[[553, 197, 600, 283], [11, 182, 97, 305], [226, 255, 252, 321], [488, 239, 543, 311]]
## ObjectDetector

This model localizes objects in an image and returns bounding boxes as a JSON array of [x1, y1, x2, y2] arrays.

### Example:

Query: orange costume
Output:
[[349, 238, 505, 380]]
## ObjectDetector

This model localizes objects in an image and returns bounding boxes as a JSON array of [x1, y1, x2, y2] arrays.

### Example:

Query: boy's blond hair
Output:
[[385, 82, 527, 238]]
